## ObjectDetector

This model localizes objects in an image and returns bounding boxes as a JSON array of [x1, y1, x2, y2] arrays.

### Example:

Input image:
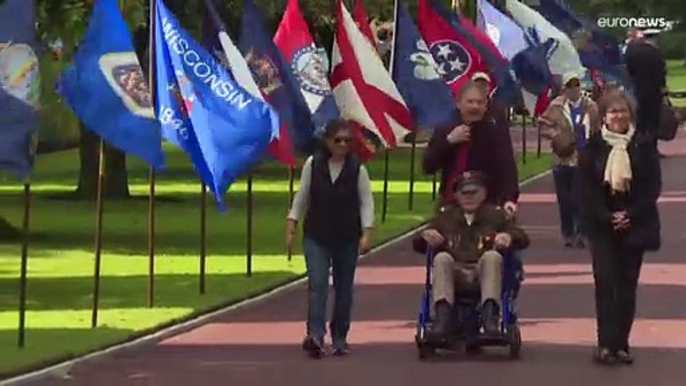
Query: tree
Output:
[[35, 0, 148, 199]]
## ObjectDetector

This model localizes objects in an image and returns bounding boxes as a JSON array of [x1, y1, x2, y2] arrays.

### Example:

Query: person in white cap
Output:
[[538, 72, 600, 248]]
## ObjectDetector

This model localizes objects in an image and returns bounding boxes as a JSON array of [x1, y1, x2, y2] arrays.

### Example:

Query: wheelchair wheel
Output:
[[418, 344, 435, 360], [465, 340, 481, 356], [507, 324, 522, 359]]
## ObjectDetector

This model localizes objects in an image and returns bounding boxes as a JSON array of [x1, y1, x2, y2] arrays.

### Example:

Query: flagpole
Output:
[[521, 112, 527, 164], [381, 0, 399, 223], [17, 181, 31, 348], [432, 173, 437, 201], [199, 182, 207, 293], [147, 0, 157, 308], [408, 132, 416, 211], [246, 171, 253, 277], [287, 165, 294, 262], [91, 139, 106, 328]]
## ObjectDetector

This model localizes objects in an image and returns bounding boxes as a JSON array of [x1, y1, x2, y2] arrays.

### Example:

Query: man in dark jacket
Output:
[[624, 29, 667, 149], [423, 81, 519, 215], [413, 172, 529, 341]]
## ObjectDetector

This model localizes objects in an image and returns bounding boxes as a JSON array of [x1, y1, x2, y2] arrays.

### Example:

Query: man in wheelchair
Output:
[[413, 172, 530, 343]]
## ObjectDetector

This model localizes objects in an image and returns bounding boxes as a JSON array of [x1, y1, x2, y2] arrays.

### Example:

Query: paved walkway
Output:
[[18, 134, 686, 385]]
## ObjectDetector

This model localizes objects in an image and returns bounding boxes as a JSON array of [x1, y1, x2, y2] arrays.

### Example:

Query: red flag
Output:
[[349, 121, 376, 162], [353, 0, 377, 48], [330, 0, 412, 151], [534, 87, 552, 117], [416, 0, 488, 97]]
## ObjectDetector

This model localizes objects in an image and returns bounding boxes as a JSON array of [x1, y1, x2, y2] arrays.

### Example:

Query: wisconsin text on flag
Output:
[[160, 19, 253, 114], [154, 0, 278, 211]]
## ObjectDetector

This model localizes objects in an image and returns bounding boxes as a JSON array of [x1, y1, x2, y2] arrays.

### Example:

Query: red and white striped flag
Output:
[[330, 0, 412, 149]]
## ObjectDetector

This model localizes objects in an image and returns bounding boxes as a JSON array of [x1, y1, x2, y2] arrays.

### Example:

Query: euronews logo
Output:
[[597, 17, 670, 29]]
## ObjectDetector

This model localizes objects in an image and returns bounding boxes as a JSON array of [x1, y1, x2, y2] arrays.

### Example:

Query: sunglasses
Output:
[[334, 137, 352, 144]]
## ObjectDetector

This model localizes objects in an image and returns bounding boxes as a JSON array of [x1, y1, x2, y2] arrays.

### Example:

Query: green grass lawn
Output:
[[0, 144, 551, 378], [667, 60, 686, 106]]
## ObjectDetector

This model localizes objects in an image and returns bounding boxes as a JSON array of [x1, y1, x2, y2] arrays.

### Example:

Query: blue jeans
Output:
[[303, 236, 359, 348], [553, 165, 584, 239]]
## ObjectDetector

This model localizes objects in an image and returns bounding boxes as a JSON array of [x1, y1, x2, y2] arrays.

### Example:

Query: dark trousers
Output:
[[553, 165, 584, 239], [303, 236, 359, 349], [590, 235, 645, 351], [636, 95, 662, 146]]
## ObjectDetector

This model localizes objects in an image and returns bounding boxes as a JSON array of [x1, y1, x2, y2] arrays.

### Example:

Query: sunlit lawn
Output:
[[667, 60, 686, 106], [0, 143, 552, 377]]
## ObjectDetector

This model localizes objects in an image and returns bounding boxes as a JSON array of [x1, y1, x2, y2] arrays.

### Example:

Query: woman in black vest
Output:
[[286, 119, 374, 358], [577, 90, 661, 365]]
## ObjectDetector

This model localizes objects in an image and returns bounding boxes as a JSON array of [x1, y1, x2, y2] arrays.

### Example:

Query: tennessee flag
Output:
[[330, 0, 412, 149], [416, 0, 488, 97]]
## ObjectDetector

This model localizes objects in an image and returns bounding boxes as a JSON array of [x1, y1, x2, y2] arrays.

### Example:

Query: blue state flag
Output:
[[154, 0, 279, 210], [478, 0, 554, 112], [534, 0, 630, 87], [0, 0, 40, 179], [61, 0, 164, 170], [239, 0, 316, 155], [393, 2, 455, 129]]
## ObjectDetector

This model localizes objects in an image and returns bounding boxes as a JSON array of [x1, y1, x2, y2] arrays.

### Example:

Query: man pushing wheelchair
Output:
[[413, 171, 530, 344]]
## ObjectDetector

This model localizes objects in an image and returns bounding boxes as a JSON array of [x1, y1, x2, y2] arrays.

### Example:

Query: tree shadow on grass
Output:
[[0, 191, 435, 257], [0, 326, 135, 380], [0, 271, 299, 312]]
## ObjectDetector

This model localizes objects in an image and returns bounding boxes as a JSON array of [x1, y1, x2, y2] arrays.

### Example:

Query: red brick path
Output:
[[19, 143, 686, 385]]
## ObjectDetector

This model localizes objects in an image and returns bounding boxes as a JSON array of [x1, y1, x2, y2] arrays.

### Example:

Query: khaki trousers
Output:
[[432, 251, 503, 306]]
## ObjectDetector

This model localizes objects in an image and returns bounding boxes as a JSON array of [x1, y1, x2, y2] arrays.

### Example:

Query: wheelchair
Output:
[[414, 246, 524, 360]]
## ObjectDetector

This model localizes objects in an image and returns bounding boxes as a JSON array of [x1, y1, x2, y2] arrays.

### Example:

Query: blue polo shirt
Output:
[[568, 101, 586, 149]]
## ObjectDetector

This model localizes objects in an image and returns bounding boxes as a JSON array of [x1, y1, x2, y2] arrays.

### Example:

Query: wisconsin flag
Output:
[[330, 0, 412, 149], [154, 0, 279, 210], [274, 0, 339, 134]]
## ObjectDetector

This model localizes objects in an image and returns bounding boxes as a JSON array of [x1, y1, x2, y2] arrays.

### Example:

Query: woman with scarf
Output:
[[577, 90, 661, 365], [423, 81, 519, 215]]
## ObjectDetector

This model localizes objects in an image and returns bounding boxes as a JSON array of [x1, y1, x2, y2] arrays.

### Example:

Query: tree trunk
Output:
[[0, 216, 22, 242], [75, 123, 130, 199]]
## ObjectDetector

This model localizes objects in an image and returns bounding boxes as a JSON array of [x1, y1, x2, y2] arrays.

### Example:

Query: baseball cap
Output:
[[471, 72, 491, 83], [562, 72, 581, 87], [454, 171, 487, 194], [642, 29, 660, 38]]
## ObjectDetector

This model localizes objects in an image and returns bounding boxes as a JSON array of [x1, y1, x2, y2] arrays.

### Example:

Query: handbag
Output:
[[658, 97, 679, 141]]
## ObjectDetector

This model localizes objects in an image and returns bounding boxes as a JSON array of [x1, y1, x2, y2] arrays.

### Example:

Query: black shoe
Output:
[[426, 300, 452, 342], [564, 237, 575, 247], [593, 346, 615, 365], [615, 349, 634, 365], [575, 235, 586, 249], [332, 343, 350, 356], [302, 336, 325, 359], [481, 300, 501, 336]]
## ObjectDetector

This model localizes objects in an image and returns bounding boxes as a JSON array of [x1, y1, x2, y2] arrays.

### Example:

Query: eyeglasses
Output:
[[334, 137, 351, 144]]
